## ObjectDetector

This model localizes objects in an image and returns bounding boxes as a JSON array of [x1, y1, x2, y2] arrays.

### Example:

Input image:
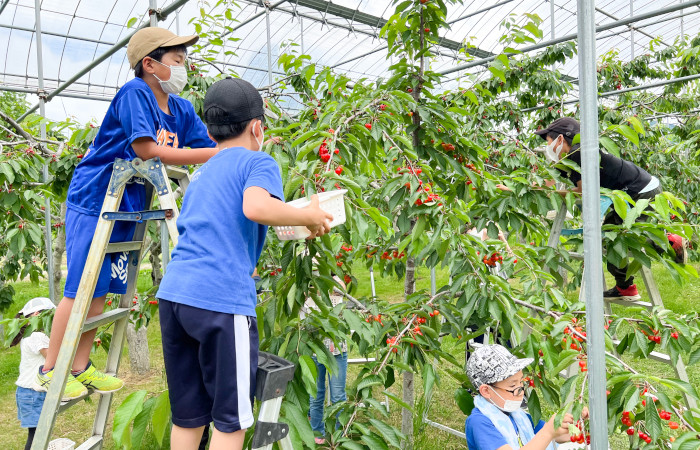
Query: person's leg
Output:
[[171, 425, 206, 450], [24, 427, 35, 450], [209, 428, 246, 450], [327, 352, 348, 430], [309, 356, 327, 434], [602, 208, 635, 288], [198, 423, 211, 450], [160, 301, 214, 449]]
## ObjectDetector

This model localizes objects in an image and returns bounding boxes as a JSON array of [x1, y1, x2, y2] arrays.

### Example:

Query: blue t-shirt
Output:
[[156, 147, 284, 316], [465, 408, 545, 450], [66, 77, 214, 216]]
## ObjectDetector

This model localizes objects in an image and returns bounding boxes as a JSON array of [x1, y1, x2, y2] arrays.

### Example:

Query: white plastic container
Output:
[[274, 190, 348, 240], [48, 438, 76, 450]]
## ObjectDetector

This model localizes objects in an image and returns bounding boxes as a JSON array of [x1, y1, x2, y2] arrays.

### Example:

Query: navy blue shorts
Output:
[[159, 300, 258, 433], [64, 207, 135, 298], [16, 387, 46, 428]]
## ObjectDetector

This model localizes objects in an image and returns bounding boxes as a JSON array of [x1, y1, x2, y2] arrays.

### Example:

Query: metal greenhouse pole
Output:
[[34, 0, 55, 303], [577, 0, 608, 447], [17, 0, 192, 123]]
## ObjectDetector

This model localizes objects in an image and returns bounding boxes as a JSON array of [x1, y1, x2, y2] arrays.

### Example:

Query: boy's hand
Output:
[[304, 195, 333, 239], [548, 413, 575, 442]]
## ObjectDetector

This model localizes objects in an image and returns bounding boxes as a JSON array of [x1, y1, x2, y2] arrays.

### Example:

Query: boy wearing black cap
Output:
[[38, 27, 219, 398], [156, 77, 333, 450], [533, 117, 686, 301]]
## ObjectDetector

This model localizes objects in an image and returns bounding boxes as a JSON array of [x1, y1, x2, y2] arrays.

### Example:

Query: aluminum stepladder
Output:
[[547, 197, 696, 411], [32, 157, 188, 450]]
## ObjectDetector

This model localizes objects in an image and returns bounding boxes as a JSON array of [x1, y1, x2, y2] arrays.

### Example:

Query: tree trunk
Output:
[[126, 321, 150, 375], [51, 202, 67, 303], [148, 232, 162, 287], [402, 256, 416, 450]]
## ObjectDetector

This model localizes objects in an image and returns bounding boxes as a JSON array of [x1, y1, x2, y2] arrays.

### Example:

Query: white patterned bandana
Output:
[[467, 344, 534, 389]]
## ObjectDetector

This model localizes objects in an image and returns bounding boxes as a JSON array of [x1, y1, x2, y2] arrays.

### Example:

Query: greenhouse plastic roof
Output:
[[1, 0, 699, 122]]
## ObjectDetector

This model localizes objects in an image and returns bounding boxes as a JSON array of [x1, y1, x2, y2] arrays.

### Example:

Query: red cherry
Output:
[[365, 123, 372, 130], [671, 332, 679, 339], [334, 148, 339, 154], [669, 421, 679, 429], [424, 27, 430, 32], [321, 154, 331, 162], [335, 166, 343, 175], [626, 428, 635, 435]]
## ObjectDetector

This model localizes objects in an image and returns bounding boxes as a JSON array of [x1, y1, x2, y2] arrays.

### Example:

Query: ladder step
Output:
[[612, 340, 671, 363], [105, 241, 143, 253], [83, 308, 130, 332], [58, 391, 91, 413], [348, 358, 376, 364], [75, 435, 103, 450], [604, 298, 653, 309], [166, 165, 190, 180]]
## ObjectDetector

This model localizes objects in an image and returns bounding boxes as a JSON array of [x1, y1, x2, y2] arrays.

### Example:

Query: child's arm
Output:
[[131, 137, 218, 165], [243, 187, 333, 238]]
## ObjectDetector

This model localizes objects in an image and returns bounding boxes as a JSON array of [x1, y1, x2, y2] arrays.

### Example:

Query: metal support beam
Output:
[[266, 2, 273, 86], [447, 0, 517, 25], [0, 23, 117, 46], [268, 0, 494, 59], [521, 72, 700, 112], [630, 0, 635, 58], [17, 0, 193, 122], [594, 6, 670, 47], [439, 0, 700, 76], [149, 0, 158, 27], [577, 0, 608, 446], [0, 0, 10, 15], [0, 84, 114, 102], [34, 0, 55, 303], [550, 0, 555, 39]]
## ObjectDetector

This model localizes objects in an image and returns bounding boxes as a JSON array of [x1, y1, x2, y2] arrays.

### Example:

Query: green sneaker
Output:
[[36, 367, 88, 401], [74, 362, 124, 393]]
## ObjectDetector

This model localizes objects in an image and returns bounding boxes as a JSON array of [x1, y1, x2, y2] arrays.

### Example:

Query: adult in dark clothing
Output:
[[533, 117, 686, 301]]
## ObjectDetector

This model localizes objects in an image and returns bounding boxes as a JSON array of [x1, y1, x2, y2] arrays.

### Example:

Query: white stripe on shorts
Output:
[[234, 314, 254, 429]]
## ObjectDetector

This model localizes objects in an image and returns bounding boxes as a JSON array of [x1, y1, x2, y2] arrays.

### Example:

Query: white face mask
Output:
[[253, 121, 264, 150], [152, 59, 188, 95], [544, 135, 564, 163], [489, 386, 523, 413]]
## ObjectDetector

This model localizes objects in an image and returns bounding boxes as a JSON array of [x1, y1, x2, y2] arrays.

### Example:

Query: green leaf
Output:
[[357, 374, 384, 391], [126, 17, 138, 28], [454, 388, 475, 415], [645, 396, 662, 440], [131, 396, 155, 450], [599, 135, 621, 156], [689, 347, 700, 366], [609, 124, 639, 146], [488, 66, 506, 83], [627, 116, 645, 136], [112, 390, 147, 449], [527, 390, 543, 424], [368, 418, 402, 448], [151, 391, 171, 447], [360, 431, 389, 450], [283, 401, 315, 448]]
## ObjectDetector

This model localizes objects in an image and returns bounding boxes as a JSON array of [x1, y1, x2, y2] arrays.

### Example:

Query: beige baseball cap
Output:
[[127, 27, 199, 69]]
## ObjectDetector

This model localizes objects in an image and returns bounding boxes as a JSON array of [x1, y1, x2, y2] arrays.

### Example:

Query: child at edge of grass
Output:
[[12, 297, 56, 450], [465, 344, 589, 449], [155, 77, 334, 450]]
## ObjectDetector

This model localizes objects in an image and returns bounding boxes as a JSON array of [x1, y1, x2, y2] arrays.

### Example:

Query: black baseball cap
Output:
[[204, 77, 264, 127], [534, 117, 580, 141]]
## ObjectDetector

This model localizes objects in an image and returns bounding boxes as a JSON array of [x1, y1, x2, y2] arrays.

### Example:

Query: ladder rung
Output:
[[105, 241, 143, 253], [58, 391, 91, 413], [604, 298, 653, 309], [166, 165, 190, 179], [83, 308, 130, 332], [612, 340, 672, 363], [75, 435, 103, 450], [348, 358, 376, 364]]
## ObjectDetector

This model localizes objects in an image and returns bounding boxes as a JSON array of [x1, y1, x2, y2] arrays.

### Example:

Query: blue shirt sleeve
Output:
[[244, 153, 284, 201], [115, 88, 159, 145], [466, 413, 508, 450]]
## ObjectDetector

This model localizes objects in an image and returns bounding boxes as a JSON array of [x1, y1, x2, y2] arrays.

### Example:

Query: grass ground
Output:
[[0, 262, 698, 449]]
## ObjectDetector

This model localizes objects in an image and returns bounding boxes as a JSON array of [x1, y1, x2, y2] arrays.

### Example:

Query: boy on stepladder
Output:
[[156, 77, 333, 450], [37, 27, 220, 399], [12, 298, 55, 450]]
